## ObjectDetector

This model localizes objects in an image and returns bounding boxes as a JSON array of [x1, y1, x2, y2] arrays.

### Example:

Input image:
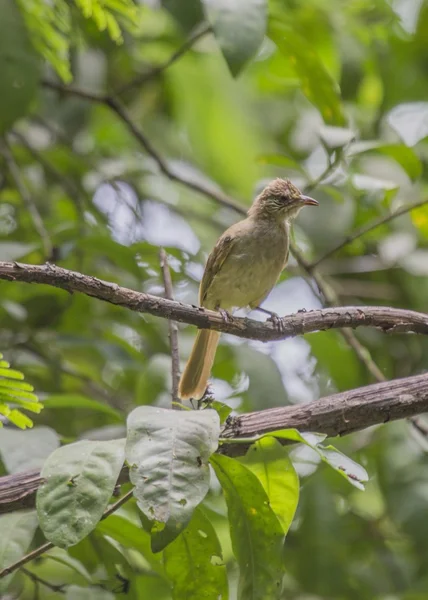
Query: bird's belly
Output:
[[206, 250, 285, 309]]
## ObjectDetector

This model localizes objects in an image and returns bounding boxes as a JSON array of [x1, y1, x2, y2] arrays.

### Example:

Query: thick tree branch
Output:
[[0, 262, 427, 340], [1, 373, 428, 515]]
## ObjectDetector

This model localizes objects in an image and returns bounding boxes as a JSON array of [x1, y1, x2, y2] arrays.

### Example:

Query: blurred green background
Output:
[[2, 0, 428, 597]]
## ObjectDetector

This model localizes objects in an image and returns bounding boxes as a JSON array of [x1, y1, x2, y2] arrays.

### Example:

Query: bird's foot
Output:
[[218, 308, 233, 323], [266, 311, 285, 333]]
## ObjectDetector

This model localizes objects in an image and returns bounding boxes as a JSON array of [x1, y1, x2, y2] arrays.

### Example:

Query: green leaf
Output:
[[210, 454, 285, 600], [0, 426, 60, 473], [36, 438, 126, 548], [203, 400, 232, 424], [96, 514, 164, 575], [203, 0, 267, 76], [268, 20, 345, 125], [241, 436, 299, 535], [267, 429, 368, 490], [164, 506, 229, 600], [0, 510, 38, 595], [125, 406, 220, 552], [162, 0, 204, 33], [42, 394, 124, 422], [0, 0, 41, 133]]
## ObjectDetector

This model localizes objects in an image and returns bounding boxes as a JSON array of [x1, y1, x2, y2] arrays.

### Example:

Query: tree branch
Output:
[[0, 139, 53, 260], [0, 489, 134, 580], [41, 80, 245, 215], [159, 249, 181, 406], [116, 24, 211, 95], [2, 373, 428, 515], [0, 261, 427, 340], [311, 196, 428, 268]]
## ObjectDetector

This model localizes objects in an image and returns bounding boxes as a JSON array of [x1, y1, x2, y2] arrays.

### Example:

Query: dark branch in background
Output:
[[2, 372, 428, 516], [0, 488, 134, 580], [0, 262, 427, 339], [159, 249, 181, 406], [41, 80, 245, 214], [116, 24, 211, 95], [289, 243, 387, 382], [0, 139, 52, 260], [311, 195, 428, 268]]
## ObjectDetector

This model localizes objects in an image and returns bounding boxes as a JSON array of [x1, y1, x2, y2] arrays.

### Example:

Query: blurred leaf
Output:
[[37, 438, 125, 547], [0, 353, 41, 429], [349, 141, 422, 180], [0, 426, 59, 473], [268, 429, 369, 490], [241, 436, 299, 534], [203, 0, 267, 76], [162, 0, 204, 33], [66, 586, 114, 600], [387, 102, 428, 147], [96, 514, 163, 575], [319, 125, 355, 149], [268, 20, 345, 125], [0, 510, 38, 595], [257, 153, 302, 170], [42, 394, 124, 422], [0, 242, 38, 260], [0, 0, 41, 133], [125, 407, 220, 552], [164, 506, 228, 600], [211, 454, 285, 600]]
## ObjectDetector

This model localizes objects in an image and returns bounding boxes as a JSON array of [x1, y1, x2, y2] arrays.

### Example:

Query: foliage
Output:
[[1, 0, 428, 598]]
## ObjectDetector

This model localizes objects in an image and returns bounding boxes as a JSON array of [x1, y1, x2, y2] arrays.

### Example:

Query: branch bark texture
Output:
[[1, 373, 428, 514], [1, 262, 428, 341]]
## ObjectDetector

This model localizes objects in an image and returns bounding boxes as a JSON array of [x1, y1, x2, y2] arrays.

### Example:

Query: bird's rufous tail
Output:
[[178, 330, 220, 400]]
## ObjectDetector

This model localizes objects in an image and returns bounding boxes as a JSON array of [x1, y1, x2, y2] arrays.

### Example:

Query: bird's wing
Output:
[[199, 233, 237, 306]]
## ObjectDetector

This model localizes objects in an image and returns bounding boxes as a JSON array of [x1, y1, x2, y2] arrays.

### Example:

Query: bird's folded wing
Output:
[[199, 233, 237, 306]]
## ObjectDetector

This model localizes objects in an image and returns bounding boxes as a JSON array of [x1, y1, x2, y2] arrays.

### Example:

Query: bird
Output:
[[178, 178, 318, 401]]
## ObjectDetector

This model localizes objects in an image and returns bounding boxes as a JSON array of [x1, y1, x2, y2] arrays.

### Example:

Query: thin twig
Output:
[[21, 567, 66, 594], [311, 196, 428, 268], [159, 248, 181, 406], [116, 24, 211, 95], [0, 138, 53, 259], [0, 489, 134, 580]]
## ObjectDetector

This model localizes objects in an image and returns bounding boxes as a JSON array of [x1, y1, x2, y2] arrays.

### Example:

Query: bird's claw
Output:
[[219, 308, 233, 323], [267, 312, 285, 333]]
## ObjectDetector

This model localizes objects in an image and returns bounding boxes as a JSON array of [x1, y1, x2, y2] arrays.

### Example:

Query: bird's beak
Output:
[[300, 195, 319, 206]]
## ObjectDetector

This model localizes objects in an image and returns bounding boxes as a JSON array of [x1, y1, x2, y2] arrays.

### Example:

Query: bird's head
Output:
[[249, 178, 318, 222]]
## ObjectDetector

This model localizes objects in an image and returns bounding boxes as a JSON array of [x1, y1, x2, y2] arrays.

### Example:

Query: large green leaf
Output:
[[0, 0, 40, 133], [0, 510, 38, 595], [210, 454, 285, 600], [241, 436, 299, 535], [125, 406, 220, 552], [202, 0, 267, 76], [164, 506, 228, 600], [36, 439, 126, 547], [268, 20, 345, 125]]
